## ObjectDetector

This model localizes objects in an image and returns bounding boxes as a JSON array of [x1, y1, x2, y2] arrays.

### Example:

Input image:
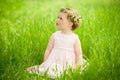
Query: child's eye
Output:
[[60, 17, 62, 20], [58, 16, 62, 20]]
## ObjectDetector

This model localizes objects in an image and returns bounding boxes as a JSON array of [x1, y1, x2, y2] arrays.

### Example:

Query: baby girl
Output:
[[27, 8, 87, 78]]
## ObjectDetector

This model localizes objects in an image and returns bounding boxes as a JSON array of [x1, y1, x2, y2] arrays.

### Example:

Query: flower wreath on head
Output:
[[61, 8, 82, 25]]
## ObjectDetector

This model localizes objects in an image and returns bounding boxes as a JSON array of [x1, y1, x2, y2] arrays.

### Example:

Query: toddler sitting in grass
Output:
[[27, 8, 88, 79]]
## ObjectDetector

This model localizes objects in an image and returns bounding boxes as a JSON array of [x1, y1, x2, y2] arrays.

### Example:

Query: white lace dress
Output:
[[27, 31, 87, 78]]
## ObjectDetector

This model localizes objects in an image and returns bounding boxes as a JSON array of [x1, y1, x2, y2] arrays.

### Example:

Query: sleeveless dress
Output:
[[27, 31, 87, 78]]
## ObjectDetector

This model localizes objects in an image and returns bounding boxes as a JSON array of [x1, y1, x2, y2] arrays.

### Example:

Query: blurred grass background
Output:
[[0, 0, 120, 80]]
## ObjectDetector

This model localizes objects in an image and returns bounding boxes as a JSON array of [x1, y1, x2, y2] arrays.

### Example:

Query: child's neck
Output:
[[61, 29, 73, 35]]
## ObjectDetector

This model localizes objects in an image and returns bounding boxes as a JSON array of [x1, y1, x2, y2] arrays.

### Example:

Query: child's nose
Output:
[[56, 19, 59, 23], [57, 18, 59, 21]]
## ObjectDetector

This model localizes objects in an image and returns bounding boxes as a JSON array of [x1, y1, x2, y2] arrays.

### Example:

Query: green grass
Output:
[[0, 0, 120, 80]]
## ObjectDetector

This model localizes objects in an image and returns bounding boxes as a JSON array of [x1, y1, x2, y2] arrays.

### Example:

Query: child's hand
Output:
[[75, 63, 81, 68], [72, 63, 81, 71]]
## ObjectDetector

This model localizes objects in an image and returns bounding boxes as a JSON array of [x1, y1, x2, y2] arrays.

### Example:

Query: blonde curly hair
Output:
[[60, 8, 82, 30]]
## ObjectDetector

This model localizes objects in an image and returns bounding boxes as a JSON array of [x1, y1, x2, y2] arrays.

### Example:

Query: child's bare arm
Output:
[[74, 36, 83, 67], [44, 34, 54, 62]]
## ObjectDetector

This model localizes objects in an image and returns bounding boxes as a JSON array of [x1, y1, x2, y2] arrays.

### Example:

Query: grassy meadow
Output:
[[0, 0, 120, 80]]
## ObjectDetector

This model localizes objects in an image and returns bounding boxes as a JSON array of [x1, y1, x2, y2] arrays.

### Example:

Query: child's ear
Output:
[[69, 21, 73, 27]]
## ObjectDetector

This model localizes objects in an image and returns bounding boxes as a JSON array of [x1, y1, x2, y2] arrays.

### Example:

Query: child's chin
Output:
[[56, 26, 62, 30]]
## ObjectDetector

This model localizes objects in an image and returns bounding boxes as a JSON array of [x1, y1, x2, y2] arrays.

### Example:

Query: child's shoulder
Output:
[[51, 31, 61, 37], [54, 30, 61, 34], [53, 30, 79, 36], [72, 33, 79, 37], [73, 33, 80, 40], [52, 30, 80, 39]]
